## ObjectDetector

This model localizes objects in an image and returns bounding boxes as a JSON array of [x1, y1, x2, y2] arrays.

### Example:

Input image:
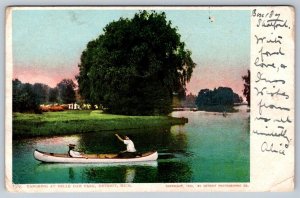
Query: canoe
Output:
[[33, 149, 158, 163]]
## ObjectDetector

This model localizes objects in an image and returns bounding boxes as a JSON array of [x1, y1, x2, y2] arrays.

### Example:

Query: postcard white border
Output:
[[5, 6, 295, 192]]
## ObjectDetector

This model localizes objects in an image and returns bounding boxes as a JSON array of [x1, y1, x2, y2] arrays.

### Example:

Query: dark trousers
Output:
[[117, 152, 138, 158]]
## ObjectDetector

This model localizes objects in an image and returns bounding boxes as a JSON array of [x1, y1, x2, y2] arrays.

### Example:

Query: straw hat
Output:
[[68, 144, 76, 148]]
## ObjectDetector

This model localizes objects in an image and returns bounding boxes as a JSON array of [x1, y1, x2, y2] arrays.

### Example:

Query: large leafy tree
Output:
[[57, 79, 76, 104], [77, 11, 196, 115]]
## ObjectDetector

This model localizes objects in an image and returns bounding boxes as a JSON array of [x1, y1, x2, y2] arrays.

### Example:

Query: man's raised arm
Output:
[[115, 134, 124, 142]]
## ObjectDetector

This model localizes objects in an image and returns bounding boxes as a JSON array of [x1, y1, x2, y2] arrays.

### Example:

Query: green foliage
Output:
[[195, 87, 242, 112], [48, 87, 59, 103], [32, 83, 50, 104], [233, 93, 243, 104], [57, 79, 76, 104], [77, 10, 195, 115], [13, 110, 187, 137], [242, 70, 250, 106], [12, 78, 77, 113], [13, 79, 41, 113]]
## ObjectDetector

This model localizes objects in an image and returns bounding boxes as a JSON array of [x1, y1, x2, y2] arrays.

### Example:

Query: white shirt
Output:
[[123, 139, 136, 152], [69, 150, 83, 158]]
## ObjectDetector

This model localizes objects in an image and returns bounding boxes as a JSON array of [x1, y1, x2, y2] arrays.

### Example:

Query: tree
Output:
[[212, 87, 235, 105], [233, 93, 243, 104], [195, 87, 242, 108], [32, 83, 49, 104], [13, 79, 23, 112], [242, 70, 250, 106], [77, 11, 196, 115], [57, 79, 76, 104], [195, 89, 212, 106], [49, 87, 59, 103], [12, 79, 40, 113]]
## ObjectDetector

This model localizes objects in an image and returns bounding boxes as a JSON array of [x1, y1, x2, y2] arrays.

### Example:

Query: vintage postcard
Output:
[[5, 6, 295, 192]]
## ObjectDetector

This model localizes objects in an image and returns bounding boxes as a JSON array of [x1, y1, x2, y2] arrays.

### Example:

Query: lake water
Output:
[[13, 106, 249, 183]]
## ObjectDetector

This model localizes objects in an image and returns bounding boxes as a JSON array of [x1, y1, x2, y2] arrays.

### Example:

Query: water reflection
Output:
[[83, 166, 148, 183], [82, 160, 192, 183], [157, 161, 192, 182], [158, 150, 193, 159], [34, 162, 159, 183], [125, 168, 136, 183], [35, 161, 158, 171], [77, 126, 189, 155], [68, 168, 75, 181]]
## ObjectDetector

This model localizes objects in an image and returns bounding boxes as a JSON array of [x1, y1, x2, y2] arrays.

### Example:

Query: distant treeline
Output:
[[175, 87, 243, 110], [13, 79, 76, 113], [195, 87, 243, 112]]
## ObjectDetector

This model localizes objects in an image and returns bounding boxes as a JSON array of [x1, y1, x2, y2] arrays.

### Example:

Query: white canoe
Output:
[[34, 149, 158, 163]]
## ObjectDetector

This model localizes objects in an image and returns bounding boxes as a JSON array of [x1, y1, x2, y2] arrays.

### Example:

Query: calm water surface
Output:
[[13, 106, 249, 183]]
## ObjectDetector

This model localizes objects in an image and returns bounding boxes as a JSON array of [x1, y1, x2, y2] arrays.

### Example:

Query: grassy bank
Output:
[[13, 110, 187, 138]]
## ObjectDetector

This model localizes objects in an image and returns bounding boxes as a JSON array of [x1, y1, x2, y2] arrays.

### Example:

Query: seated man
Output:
[[68, 144, 85, 158], [115, 134, 139, 158]]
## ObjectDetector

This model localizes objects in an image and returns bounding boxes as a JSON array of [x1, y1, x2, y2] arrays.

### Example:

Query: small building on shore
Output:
[[68, 103, 81, 110]]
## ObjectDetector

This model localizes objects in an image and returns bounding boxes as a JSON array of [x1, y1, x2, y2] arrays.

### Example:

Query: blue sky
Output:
[[12, 8, 250, 96]]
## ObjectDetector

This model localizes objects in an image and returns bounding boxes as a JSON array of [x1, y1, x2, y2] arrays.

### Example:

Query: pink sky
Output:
[[186, 64, 247, 97], [13, 62, 247, 98], [13, 64, 79, 88]]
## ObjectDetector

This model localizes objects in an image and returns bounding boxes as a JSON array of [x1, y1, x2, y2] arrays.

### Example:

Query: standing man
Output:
[[115, 134, 138, 158]]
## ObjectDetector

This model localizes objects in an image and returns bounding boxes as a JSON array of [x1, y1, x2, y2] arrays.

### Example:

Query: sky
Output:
[[12, 8, 250, 97]]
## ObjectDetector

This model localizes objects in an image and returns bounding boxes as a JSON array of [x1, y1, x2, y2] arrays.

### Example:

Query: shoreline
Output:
[[12, 110, 188, 138]]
